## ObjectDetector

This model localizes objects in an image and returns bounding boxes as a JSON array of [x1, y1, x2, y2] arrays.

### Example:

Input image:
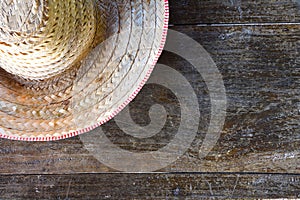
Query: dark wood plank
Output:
[[0, 173, 298, 199], [0, 24, 298, 174], [169, 0, 300, 24]]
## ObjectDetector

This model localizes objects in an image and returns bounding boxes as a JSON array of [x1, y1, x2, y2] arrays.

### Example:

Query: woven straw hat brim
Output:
[[0, 0, 169, 141]]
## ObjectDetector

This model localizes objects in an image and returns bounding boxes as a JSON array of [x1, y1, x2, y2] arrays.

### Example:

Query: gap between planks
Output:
[[169, 22, 300, 27]]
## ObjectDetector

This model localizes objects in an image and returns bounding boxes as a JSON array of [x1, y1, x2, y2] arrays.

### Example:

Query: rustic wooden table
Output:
[[0, 0, 299, 199]]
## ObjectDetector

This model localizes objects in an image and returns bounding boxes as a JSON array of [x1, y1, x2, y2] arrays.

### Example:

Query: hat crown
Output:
[[0, 0, 96, 80]]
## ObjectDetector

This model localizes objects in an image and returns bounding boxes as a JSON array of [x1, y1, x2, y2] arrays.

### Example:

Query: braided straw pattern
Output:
[[0, 0, 96, 79], [0, 0, 46, 38], [0, 0, 169, 140]]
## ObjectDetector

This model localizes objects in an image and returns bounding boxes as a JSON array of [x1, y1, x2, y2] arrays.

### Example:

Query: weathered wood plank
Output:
[[169, 0, 300, 24], [0, 24, 298, 174], [0, 173, 298, 199]]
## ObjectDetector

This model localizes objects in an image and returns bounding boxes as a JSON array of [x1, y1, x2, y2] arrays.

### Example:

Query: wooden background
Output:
[[0, 0, 299, 199]]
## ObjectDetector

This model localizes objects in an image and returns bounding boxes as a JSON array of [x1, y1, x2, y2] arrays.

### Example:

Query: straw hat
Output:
[[0, 0, 169, 141]]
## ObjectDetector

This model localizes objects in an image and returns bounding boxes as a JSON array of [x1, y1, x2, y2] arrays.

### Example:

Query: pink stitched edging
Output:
[[0, 0, 169, 142]]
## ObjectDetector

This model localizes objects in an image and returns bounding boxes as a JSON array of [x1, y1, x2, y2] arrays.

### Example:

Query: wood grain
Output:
[[169, 0, 300, 24], [0, 173, 298, 199]]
